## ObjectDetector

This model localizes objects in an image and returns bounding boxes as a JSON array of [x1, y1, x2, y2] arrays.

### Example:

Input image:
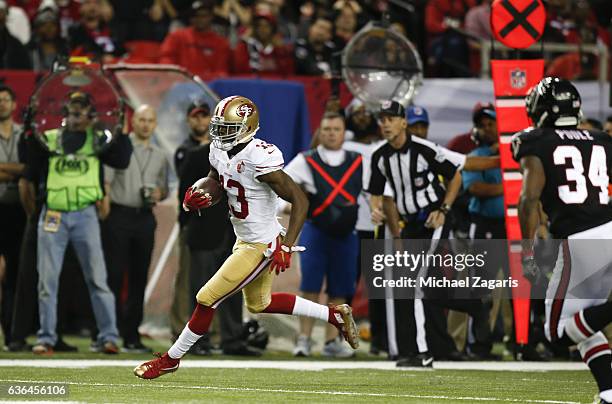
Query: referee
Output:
[[368, 101, 464, 237], [367, 101, 492, 366]]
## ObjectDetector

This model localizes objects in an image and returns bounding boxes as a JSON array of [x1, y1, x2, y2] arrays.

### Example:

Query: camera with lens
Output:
[[140, 185, 156, 208]]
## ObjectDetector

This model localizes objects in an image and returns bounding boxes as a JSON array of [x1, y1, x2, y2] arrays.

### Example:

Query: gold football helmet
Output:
[[209, 95, 260, 151]]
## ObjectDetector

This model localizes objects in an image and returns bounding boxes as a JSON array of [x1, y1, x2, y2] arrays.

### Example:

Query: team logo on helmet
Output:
[[381, 100, 392, 109], [236, 103, 254, 118]]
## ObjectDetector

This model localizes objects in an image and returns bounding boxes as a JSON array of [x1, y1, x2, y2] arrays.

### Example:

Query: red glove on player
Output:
[[182, 187, 213, 212], [267, 244, 305, 275]]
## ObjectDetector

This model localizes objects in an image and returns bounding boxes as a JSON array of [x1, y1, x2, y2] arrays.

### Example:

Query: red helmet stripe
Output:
[[217, 95, 240, 118]]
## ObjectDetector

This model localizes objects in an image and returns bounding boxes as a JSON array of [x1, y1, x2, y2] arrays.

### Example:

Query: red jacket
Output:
[[232, 39, 294, 76], [546, 52, 603, 81], [160, 27, 231, 79], [425, 0, 476, 35], [447, 132, 477, 155]]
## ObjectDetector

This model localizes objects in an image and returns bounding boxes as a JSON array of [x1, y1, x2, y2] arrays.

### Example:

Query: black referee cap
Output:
[[378, 100, 405, 118]]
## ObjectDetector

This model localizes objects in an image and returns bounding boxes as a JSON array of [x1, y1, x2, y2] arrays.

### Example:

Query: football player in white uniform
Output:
[[134, 95, 359, 379]]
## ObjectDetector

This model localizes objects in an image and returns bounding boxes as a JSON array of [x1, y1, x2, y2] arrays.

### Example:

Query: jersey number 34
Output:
[[553, 145, 609, 204]]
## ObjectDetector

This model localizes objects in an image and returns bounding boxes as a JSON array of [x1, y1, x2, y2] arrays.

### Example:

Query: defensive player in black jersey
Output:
[[512, 77, 612, 404]]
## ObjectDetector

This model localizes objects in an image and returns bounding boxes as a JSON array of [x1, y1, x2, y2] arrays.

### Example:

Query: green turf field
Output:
[[0, 337, 598, 403], [0, 366, 596, 403]]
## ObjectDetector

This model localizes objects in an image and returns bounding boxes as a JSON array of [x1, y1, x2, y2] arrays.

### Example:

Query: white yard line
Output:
[[0, 378, 584, 404], [0, 359, 588, 371]]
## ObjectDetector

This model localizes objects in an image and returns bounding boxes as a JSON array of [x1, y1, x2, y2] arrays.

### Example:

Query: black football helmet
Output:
[[525, 77, 581, 128]]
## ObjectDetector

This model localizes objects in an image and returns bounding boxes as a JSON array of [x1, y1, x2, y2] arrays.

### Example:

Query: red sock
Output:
[[262, 293, 296, 314], [187, 304, 215, 335]]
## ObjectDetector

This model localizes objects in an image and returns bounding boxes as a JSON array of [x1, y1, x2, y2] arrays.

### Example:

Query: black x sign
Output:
[[499, 0, 541, 40]]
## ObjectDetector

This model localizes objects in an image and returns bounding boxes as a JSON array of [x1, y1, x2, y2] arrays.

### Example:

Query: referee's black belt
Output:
[[110, 203, 152, 214], [401, 206, 439, 225]]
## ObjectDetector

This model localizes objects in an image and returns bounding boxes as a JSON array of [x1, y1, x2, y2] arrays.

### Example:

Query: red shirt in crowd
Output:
[[232, 38, 294, 76], [57, 1, 81, 36], [160, 27, 231, 79], [447, 132, 478, 155], [425, 0, 476, 35], [8, 0, 40, 21], [546, 52, 604, 81]]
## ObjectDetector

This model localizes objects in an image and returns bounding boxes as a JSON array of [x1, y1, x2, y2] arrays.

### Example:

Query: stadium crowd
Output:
[[0, 0, 611, 368], [0, 0, 609, 78]]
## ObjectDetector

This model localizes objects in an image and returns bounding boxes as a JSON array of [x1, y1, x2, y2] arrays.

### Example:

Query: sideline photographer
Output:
[[24, 91, 132, 355]]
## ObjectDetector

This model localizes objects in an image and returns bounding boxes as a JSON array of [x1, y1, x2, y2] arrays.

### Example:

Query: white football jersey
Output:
[[209, 138, 284, 244]]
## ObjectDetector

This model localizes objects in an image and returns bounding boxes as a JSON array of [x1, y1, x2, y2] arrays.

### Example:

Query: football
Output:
[[191, 177, 223, 207]]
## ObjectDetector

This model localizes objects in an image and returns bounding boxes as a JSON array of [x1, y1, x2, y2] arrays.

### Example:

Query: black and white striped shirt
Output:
[[367, 135, 466, 217]]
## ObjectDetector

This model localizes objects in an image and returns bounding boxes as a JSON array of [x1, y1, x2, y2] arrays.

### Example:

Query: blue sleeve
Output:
[[462, 149, 485, 191], [462, 169, 484, 191]]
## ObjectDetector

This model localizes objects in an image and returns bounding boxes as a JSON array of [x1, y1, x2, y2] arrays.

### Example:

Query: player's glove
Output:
[[182, 187, 213, 212], [265, 243, 306, 275], [521, 251, 542, 284]]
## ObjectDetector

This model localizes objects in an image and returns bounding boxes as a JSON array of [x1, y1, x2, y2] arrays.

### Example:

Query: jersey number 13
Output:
[[219, 175, 249, 219]]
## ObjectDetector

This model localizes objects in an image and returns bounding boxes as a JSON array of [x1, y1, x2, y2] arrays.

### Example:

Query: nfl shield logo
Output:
[[510, 69, 526, 89]]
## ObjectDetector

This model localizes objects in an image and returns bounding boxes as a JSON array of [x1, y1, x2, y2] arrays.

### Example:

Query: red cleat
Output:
[[133, 353, 180, 379], [329, 304, 360, 349]]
